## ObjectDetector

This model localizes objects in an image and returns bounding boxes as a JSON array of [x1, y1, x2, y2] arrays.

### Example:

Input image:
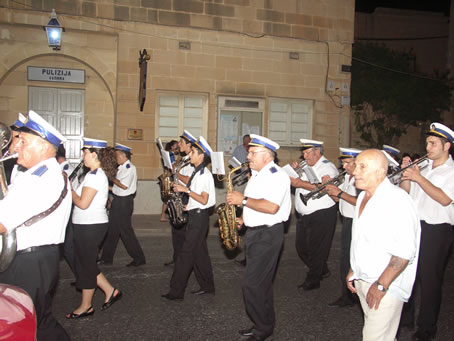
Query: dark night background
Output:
[[356, 0, 451, 15]]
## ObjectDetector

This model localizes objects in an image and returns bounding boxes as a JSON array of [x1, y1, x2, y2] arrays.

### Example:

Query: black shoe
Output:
[[328, 296, 354, 308], [321, 269, 331, 280], [66, 306, 95, 319], [412, 330, 434, 341], [102, 288, 123, 310], [239, 327, 255, 337], [164, 260, 175, 266], [126, 260, 146, 267], [234, 258, 246, 266], [97, 260, 113, 266], [190, 289, 215, 296], [298, 279, 320, 291], [161, 293, 183, 301]]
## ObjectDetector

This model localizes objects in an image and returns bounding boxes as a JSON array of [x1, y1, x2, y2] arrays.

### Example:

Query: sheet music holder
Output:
[[211, 152, 225, 175], [161, 150, 172, 169]]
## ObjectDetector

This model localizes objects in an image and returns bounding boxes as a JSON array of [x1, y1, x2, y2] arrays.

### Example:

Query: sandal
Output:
[[66, 306, 95, 319], [102, 288, 123, 310]]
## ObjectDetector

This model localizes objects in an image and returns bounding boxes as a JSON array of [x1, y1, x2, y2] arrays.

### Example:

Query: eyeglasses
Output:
[[248, 150, 267, 156]]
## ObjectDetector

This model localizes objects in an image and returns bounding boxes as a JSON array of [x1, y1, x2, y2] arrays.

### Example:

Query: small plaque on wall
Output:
[[128, 129, 143, 140]]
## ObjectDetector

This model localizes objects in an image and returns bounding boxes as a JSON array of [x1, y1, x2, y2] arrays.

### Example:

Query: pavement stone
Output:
[[53, 215, 454, 341]]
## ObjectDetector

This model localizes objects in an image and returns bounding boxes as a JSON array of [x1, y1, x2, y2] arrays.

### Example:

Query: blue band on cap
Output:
[[84, 140, 107, 148], [250, 137, 276, 152], [25, 119, 61, 147], [383, 147, 398, 155], [340, 151, 358, 158], [183, 132, 196, 143], [194, 141, 210, 156], [115, 144, 131, 152], [431, 127, 454, 142]]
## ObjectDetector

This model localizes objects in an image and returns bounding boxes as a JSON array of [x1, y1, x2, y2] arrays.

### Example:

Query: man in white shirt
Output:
[[226, 134, 291, 341], [347, 149, 420, 341], [98, 143, 146, 267], [290, 139, 339, 291], [400, 122, 454, 341], [0, 110, 72, 341]]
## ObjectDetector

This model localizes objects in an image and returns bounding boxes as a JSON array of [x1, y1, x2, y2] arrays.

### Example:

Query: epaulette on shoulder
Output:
[[32, 165, 48, 177], [126, 163, 131, 169], [63, 164, 69, 171], [90, 169, 98, 175], [269, 167, 277, 173], [322, 160, 330, 163]]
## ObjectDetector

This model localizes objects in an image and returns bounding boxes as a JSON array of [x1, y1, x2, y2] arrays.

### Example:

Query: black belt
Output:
[[188, 207, 208, 214], [17, 244, 59, 254], [113, 194, 134, 198], [248, 222, 280, 231]]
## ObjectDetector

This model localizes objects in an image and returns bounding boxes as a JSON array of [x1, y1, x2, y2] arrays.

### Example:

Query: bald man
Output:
[[347, 149, 420, 341]]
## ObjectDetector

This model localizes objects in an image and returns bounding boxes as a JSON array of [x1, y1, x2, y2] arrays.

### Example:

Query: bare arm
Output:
[[173, 183, 209, 205], [226, 191, 279, 214], [112, 178, 128, 190], [325, 184, 357, 206], [72, 186, 98, 210], [366, 255, 409, 310], [0, 223, 6, 234]]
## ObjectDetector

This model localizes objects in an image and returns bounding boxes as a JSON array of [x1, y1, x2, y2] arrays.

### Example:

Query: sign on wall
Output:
[[27, 66, 85, 84]]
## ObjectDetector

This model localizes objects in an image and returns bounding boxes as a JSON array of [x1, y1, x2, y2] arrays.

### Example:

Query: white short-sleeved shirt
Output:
[[350, 178, 420, 302], [10, 164, 26, 186], [72, 168, 109, 224], [243, 161, 291, 227], [339, 173, 357, 219], [409, 156, 454, 225], [185, 167, 216, 210], [178, 155, 194, 182], [0, 158, 72, 251], [112, 160, 137, 196], [295, 156, 339, 215]]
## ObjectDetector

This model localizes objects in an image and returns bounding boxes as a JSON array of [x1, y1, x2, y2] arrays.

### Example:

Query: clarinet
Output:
[[69, 161, 84, 181]]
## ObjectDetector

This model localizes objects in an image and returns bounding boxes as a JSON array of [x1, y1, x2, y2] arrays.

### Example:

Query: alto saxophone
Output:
[[216, 164, 243, 250], [167, 158, 191, 227]]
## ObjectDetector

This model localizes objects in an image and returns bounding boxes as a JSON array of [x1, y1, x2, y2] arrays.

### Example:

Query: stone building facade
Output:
[[0, 0, 354, 213]]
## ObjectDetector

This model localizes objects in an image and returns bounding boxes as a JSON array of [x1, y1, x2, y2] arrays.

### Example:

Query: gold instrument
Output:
[[293, 160, 307, 178], [300, 171, 346, 206], [216, 164, 243, 250], [388, 154, 429, 184], [158, 169, 173, 201], [0, 122, 17, 272], [167, 159, 191, 227]]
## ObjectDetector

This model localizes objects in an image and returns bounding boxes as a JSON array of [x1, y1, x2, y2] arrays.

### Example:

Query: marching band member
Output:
[[226, 134, 291, 341], [67, 138, 122, 319], [161, 136, 216, 300], [400, 122, 454, 341], [98, 143, 146, 267], [0, 110, 72, 340], [5, 114, 26, 185], [325, 147, 361, 307], [163, 130, 196, 267], [290, 139, 339, 291]]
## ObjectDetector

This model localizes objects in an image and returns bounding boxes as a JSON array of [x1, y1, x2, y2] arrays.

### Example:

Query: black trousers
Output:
[[402, 221, 453, 335], [101, 194, 146, 263], [169, 208, 214, 297], [243, 223, 283, 338], [62, 206, 75, 274], [171, 224, 186, 262], [338, 215, 355, 301], [74, 223, 108, 289], [0, 245, 70, 341], [295, 205, 337, 282]]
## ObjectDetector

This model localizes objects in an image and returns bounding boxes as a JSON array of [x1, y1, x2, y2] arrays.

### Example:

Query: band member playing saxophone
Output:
[[324, 147, 361, 307], [227, 134, 291, 341], [400, 123, 454, 341], [290, 139, 339, 291], [0, 111, 72, 341]]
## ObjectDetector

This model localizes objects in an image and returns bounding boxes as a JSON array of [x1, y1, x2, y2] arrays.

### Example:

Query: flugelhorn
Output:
[[300, 171, 346, 206], [388, 154, 429, 183]]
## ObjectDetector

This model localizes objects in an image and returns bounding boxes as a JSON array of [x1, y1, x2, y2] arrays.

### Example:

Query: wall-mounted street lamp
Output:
[[43, 9, 65, 50]]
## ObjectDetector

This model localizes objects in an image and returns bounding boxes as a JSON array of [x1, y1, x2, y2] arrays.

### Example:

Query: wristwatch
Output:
[[242, 196, 248, 206], [337, 191, 343, 199], [375, 281, 387, 292]]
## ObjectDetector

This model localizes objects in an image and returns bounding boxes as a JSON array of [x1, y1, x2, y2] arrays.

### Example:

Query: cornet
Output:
[[300, 171, 346, 205], [388, 154, 429, 184]]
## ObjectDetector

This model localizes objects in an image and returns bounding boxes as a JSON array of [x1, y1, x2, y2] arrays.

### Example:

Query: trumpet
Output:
[[388, 154, 428, 183], [300, 171, 346, 206], [293, 160, 307, 178]]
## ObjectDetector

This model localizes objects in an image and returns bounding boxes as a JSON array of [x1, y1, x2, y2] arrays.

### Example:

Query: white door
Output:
[[28, 86, 84, 165]]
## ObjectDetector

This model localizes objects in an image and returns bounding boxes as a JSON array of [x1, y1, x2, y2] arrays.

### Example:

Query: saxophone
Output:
[[216, 164, 243, 250], [167, 158, 191, 227]]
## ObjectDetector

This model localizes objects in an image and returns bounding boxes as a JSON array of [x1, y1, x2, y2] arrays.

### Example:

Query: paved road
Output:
[[53, 215, 454, 341]]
